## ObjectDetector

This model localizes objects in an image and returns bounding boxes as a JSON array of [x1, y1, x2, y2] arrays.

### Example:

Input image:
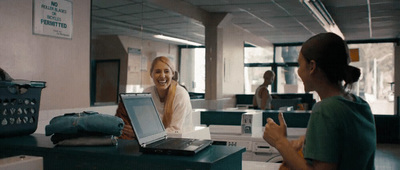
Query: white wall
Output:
[[222, 24, 245, 95], [118, 35, 180, 90], [222, 24, 273, 96], [0, 0, 91, 110]]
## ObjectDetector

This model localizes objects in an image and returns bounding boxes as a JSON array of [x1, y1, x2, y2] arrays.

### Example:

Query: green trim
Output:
[[178, 45, 205, 48]]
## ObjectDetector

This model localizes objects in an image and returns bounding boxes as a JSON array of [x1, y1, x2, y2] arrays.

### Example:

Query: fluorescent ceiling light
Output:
[[153, 35, 202, 46], [301, 0, 344, 39]]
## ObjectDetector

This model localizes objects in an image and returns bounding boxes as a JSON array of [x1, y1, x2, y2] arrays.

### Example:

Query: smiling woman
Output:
[[115, 56, 193, 139], [149, 56, 176, 99], [143, 56, 193, 133]]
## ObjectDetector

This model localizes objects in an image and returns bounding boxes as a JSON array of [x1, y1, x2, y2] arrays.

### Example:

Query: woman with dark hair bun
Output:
[[299, 32, 361, 90], [263, 33, 376, 170]]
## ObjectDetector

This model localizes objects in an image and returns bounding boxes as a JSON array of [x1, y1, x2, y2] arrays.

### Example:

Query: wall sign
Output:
[[33, 0, 73, 39]]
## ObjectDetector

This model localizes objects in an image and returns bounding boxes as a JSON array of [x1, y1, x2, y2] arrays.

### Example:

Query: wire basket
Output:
[[0, 80, 46, 137]]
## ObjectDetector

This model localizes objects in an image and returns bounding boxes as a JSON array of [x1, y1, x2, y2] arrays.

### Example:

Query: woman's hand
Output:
[[289, 135, 305, 151], [263, 112, 287, 148]]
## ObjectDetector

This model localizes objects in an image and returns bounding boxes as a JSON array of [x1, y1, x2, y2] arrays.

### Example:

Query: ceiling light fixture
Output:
[[239, 8, 275, 28], [153, 35, 202, 46], [300, 0, 344, 39]]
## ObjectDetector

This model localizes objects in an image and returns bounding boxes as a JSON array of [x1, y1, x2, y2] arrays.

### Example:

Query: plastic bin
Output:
[[0, 80, 46, 137]]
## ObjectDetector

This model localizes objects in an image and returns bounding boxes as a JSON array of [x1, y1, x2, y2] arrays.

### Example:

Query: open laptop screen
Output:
[[122, 95, 165, 140]]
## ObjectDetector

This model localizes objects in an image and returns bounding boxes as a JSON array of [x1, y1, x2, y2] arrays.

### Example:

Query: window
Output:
[[244, 45, 274, 63], [244, 66, 272, 94], [244, 45, 274, 93], [275, 67, 305, 94], [274, 46, 304, 94], [275, 46, 301, 63], [348, 43, 395, 115], [180, 47, 205, 93], [244, 42, 395, 115]]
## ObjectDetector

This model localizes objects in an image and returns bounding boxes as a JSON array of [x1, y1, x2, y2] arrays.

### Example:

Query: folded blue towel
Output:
[[45, 111, 124, 136]]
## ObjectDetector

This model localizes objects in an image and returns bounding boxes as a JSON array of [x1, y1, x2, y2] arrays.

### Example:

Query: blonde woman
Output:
[[116, 56, 193, 139]]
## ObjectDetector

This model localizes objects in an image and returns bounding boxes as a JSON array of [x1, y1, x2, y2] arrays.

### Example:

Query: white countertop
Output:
[[243, 161, 281, 170]]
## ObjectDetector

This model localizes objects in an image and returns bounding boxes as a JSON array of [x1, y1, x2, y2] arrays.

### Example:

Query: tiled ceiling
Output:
[[91, 0, 400, 45]]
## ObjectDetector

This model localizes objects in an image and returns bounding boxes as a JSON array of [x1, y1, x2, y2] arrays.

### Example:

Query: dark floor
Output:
[[375, 144, 400, 170]]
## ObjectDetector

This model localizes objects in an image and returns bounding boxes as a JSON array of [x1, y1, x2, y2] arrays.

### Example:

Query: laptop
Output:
[[120, 93, 213, 156]]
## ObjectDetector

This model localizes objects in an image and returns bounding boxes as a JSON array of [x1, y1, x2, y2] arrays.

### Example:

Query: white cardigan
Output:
[[144, 85, 193, 133]]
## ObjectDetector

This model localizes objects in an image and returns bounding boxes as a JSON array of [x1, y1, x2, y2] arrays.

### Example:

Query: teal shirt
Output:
[[303, 95, 376, 169]]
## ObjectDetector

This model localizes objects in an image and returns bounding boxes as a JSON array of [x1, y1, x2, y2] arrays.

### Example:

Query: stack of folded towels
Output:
[[45, 111, 124, 146]]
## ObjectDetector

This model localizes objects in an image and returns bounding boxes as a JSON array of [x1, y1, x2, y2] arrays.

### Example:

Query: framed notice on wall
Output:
[[33, 0, 73, 39]]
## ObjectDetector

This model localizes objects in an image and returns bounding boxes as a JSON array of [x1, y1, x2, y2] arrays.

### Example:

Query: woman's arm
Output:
[[289, 135, 305, 151], [115, 102, 136, 139], [264, 113, 337, 170]]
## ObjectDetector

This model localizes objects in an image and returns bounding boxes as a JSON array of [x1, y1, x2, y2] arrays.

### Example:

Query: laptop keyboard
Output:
[[151, 138, 199, 149]]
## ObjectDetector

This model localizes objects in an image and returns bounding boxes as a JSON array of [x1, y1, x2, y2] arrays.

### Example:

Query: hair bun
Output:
[[344, 65, 361, 84]]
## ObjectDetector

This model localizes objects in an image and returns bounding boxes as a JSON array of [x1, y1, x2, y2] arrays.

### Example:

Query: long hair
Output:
[[150, 56, 177, 128]]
